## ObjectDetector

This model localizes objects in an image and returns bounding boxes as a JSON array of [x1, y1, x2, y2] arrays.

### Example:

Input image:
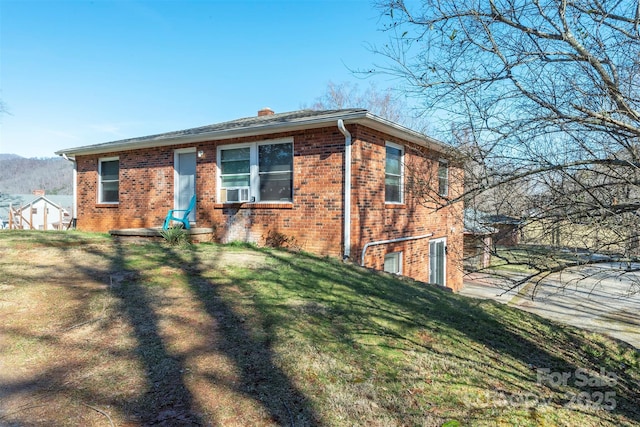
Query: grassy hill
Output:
[[0, 231, 638, 426]]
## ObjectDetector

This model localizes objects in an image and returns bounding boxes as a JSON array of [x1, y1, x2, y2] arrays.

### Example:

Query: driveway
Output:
[[460, 266, 640, 349]]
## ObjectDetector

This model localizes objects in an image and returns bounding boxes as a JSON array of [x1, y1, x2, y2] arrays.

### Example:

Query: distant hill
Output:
[[0, 154, 24, 161], [0, 154, 73, 195]]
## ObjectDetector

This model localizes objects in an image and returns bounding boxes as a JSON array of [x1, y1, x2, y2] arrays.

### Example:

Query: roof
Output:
[[463, 209, 498, 235], [17, 195, 72, 211], [483, 214, 523, 225], [55, 109, 453, 158]]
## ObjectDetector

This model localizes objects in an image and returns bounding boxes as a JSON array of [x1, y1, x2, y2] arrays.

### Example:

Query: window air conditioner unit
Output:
[[226, 187, 250, 202]]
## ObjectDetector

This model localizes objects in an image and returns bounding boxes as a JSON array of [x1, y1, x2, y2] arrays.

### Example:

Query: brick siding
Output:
[[75, 124, 464, 290], [350, 125, 464, 290]]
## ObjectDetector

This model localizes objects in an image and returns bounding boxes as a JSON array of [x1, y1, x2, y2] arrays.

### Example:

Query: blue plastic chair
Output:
[[163, 194, 196, 230]]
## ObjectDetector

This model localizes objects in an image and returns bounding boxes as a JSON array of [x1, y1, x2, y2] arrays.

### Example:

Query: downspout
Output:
[[61, 153, 77, 229], [337, 119, 351, 260], [360, 233, 434, 267]]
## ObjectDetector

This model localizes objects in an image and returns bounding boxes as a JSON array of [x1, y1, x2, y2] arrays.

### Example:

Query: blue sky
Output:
[[0, 0, 396, 158]]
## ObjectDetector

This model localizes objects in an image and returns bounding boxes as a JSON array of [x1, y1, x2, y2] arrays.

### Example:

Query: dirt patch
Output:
[[199, 248, 270, 270]]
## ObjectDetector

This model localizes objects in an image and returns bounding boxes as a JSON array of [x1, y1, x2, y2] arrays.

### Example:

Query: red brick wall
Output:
[[350, 125, 464, 290], [74, 123, 463, 290], [76, 147, 177, 231], [204, 127, 347, 257], [75, 128, 347, 257]]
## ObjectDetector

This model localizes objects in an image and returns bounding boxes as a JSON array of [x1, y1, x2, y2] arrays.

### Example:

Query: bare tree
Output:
[[307, 80, 429, 132], [371, 0, 640, 292]]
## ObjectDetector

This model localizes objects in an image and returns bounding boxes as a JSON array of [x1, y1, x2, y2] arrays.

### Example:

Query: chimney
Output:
[[258, 107, 275, 117], [33, 189, 45, 196]]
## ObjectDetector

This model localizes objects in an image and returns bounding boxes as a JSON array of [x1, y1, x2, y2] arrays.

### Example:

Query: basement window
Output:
[[384, 252, 402, 275], [98, 157, 119, 203]]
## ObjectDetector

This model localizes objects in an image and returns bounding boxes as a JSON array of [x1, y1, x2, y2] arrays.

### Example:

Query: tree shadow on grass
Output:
[[246, 248, 640, 424], [105, 244, 316, 425], [104, 239, 204, 425], [1, 233, 204, 425], [1, 232, 637, 425], [1, 233, 320, 425], [157, 244, 320, 426]]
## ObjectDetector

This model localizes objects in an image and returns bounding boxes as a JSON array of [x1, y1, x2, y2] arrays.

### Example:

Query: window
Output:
[[429, 238, 446, 286], [99, 157, 119, 203], [220, 147, 251, 202], [438, 160, 449, 197], [259, 143, 293, 201], [218, 139, 293, 203], [385, 142, 404, 203], [384, 252, 402, 275], [31, 207, 38, 215]]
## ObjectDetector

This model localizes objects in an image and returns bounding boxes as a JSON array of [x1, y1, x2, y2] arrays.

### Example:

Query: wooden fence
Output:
[[6, 203, 72, 230]]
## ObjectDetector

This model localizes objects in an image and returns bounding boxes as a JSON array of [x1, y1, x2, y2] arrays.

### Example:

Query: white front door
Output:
[[175, 149, 196, 223], [429, 238, 446, 287]]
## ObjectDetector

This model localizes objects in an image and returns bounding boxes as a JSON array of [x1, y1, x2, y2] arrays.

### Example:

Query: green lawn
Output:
[[0, 231, 638, 426]]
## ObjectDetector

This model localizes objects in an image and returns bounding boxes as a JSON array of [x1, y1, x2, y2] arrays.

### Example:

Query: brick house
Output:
[[56, 109, 464, 290]]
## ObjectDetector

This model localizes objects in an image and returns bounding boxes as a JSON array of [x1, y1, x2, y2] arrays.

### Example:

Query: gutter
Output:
[[360, 233, 434, 267], [337, 119, 352, 260], [61, 153, 77, 229]]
